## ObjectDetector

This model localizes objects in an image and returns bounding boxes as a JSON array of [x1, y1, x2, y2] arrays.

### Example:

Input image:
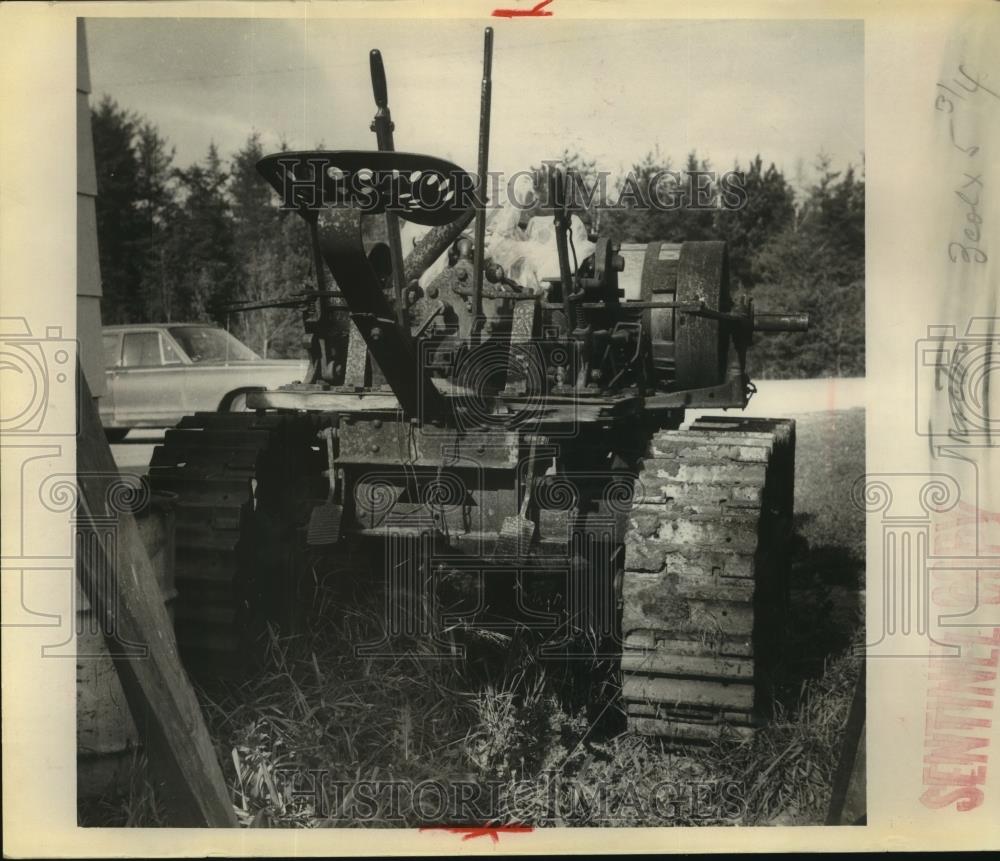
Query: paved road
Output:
[[110, 378, 866, 475], [688, 376, 865, 422]]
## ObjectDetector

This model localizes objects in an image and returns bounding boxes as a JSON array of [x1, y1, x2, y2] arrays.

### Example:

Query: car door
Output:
[[114, 329, 181, 426], [159, 327, 199, 414], [100, 331, 121, 424]]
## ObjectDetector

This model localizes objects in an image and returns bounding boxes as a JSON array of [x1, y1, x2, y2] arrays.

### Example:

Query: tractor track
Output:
[[147, 411, 323, 674], [622, 416, 795, 742]]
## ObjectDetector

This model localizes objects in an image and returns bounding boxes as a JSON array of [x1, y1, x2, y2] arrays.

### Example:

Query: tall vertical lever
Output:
[[472, 27, 494, 340], [369, 49, 409, 331]]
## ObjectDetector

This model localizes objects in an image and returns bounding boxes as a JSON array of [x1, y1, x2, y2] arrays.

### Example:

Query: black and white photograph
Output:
[[73, 15, 866, 830], [2, 1, 999, 855]]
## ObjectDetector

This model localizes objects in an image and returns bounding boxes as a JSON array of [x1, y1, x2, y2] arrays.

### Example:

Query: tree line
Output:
[[92, 96, 864, 377], [92, 97, 312, 359]]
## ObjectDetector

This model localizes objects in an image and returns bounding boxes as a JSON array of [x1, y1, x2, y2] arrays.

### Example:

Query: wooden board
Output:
[[76, 369, 237, 827]]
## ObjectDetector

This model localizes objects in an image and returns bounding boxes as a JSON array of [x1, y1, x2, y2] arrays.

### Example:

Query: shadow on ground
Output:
[[775, 408, 866, 705]]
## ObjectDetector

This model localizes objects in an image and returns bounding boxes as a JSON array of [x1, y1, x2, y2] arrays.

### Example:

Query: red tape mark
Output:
[[420, 825, 534, 843], [492, 0, 554, 17]]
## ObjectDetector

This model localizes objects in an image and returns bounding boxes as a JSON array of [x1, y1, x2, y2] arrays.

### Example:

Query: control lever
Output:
[[369, 49, 409, 332]]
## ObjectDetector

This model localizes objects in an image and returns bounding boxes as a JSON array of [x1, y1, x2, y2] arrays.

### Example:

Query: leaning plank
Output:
[[76, 369, 237, 827], [826, 661, 866, 825]]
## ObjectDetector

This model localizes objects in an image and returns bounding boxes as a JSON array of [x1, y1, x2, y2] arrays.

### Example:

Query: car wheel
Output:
[[104, 428, 129, 443], [219, 387, 264, 412]]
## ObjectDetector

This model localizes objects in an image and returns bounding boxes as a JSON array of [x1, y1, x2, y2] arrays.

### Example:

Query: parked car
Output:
[[99, 324, 309, 440]]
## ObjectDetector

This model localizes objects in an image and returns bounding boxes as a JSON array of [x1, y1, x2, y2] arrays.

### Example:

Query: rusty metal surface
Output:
[[620, 416, 795, 742], [673, 241, 731, 390], [639, 241, 679, 390], [402, 209, 476, 285], [316, 207, 449, 421], [338, 419, 521, 468]]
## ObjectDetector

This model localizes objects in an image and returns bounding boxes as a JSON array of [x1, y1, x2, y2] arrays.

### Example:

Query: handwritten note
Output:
[[935, 64, 998, 266]]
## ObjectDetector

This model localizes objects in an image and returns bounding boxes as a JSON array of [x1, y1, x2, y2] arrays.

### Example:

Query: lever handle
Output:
[[369, 49, 388, 108], [752, 311, 810, 333]]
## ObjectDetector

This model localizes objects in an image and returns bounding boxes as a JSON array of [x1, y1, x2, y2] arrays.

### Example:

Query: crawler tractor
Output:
[[149, 30, 808, 742]]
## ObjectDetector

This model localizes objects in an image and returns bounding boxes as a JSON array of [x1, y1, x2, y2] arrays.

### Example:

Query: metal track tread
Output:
[[621, 416, 795, 742], [147, 411, 321, 675]]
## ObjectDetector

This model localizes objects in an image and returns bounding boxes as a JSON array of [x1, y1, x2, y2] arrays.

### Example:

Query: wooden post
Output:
[[76, 368, 237, 826], [826, 661, 866, 825]]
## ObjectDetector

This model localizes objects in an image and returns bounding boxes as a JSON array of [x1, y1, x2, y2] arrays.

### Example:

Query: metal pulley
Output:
[[632, 240, 732, 390]]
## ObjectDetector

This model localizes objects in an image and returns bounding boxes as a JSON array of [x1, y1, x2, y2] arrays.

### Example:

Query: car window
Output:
[[122, 332, 162, 367], [161, 335, 183, 365], [168, 326, 260, 363], [102, 333, 121, 368]]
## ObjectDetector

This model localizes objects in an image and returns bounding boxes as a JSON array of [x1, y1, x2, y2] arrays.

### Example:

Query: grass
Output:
[[86, 407, 866, 828], [78, 750, 168, 827], [188, 606, 861, 828]]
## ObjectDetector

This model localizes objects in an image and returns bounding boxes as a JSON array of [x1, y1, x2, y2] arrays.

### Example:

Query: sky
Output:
[[86, 17, 864, 190]]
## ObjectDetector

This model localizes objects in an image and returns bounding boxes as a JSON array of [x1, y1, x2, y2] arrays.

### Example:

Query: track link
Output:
[[621, 416, 795, 742], [148, 411, 322, 674]]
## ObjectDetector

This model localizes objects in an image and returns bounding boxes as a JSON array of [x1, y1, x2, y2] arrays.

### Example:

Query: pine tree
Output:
[[91, 97, 143, 323], [163, 143, 236, 322], [227, 133, 314, 357], [748, 155, 865, 378], [713, 155, 796, 289], [134, 121, 177, 321]]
